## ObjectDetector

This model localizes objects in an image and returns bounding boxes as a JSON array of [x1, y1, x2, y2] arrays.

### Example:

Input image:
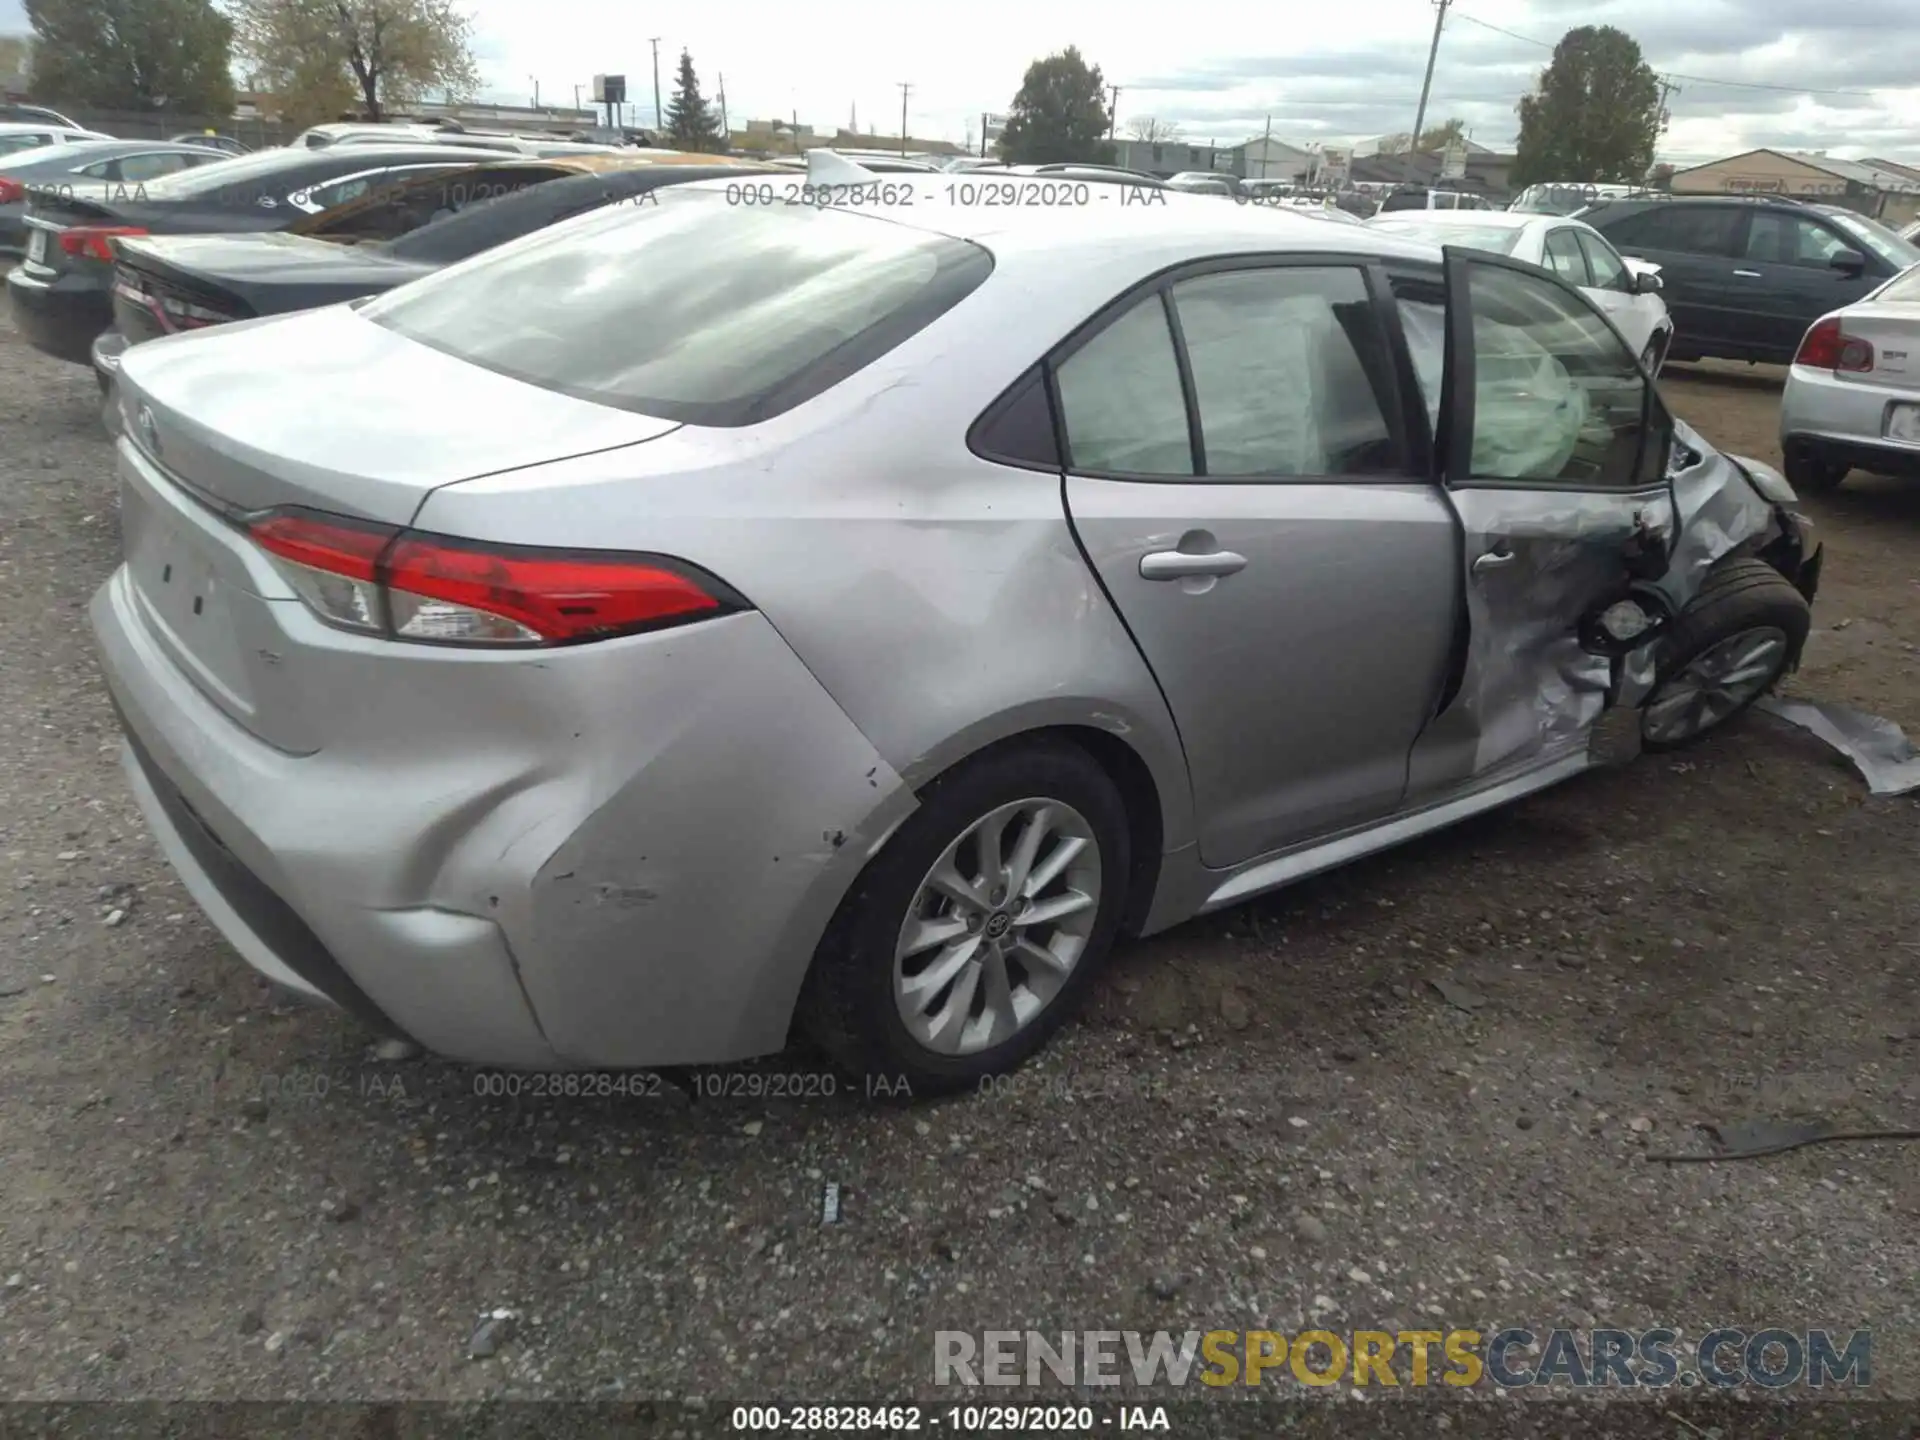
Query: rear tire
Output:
[[1783, 443, 1848, 494], [796, 738, 1130, 1098], [1641, 559, 1811, 751]]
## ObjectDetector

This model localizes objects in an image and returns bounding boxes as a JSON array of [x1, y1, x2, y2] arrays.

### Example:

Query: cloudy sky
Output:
[[458, 0, 1920, 163], [1, 0, 1915, 163]]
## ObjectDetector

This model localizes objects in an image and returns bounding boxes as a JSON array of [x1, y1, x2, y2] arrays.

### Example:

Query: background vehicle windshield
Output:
[[1818, 207, 1920, 271], [361, 188, 993, 426]]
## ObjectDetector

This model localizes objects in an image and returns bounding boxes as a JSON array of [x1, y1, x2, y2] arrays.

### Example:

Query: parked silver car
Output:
[[93, 172, 1822, 1092], [1779, 259, 1920, 490]]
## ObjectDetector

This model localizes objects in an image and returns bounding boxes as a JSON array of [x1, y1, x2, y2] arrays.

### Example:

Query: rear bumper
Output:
[[1781, 364, 1920, 477], [90, 498, 917, 1068], [6, 261, 111, 365]]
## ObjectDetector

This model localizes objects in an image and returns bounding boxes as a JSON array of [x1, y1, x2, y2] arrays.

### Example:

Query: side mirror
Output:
[[1632, 270, 1664, 294], [1830, 247, 1867, 276]]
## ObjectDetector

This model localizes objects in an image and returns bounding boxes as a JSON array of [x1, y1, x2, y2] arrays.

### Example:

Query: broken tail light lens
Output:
[[246, 507, 742, 646], [58, 225, 149, 262], [0, 178, 23, 205], [1795, 317, 1873, 373]]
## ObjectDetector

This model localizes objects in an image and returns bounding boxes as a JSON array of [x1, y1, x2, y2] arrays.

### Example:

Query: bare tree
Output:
[[231, 0, 478, 124], [1126, 115, 1181, 143]]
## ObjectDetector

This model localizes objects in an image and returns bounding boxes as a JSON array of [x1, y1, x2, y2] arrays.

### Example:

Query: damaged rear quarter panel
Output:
[[514, 613, 916, 1068]]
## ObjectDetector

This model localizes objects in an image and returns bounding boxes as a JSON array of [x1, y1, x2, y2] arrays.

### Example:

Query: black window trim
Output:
[[1031, 251, 1424, 486], [1437, 245, 1673, 496]]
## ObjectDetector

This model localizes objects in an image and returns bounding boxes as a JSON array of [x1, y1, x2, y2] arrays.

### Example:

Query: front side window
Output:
[[1464, 263, 1647, 487], [1542, 228, 1590, 284], [363, 188, 993, 427], [1745, 212, 1851, 269], [1056, 296, 1194, 476], [1576, 230, 1632, 292], [1169, 266, 1397, 476]]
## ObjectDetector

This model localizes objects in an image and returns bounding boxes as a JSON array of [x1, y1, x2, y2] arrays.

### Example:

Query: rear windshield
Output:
[[1370, 219, 1524, 254], [361, 187, 993, 426]]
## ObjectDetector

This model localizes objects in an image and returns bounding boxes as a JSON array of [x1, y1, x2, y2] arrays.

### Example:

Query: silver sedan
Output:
[[93, 168, 1822, 1092], [1779, 261, 1920, 491]]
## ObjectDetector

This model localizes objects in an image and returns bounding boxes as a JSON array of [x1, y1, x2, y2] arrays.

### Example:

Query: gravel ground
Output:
[[1, 311, 1917, 1423]]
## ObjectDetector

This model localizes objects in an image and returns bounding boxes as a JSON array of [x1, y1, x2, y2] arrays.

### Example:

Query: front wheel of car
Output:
[[1783, 443, 1849, 493], [797, 738, 1131, 1097], [1641, 559, 1811, 751]]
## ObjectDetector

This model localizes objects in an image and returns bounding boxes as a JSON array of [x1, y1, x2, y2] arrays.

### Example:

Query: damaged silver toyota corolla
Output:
[[90, 157, 1821, 1094]]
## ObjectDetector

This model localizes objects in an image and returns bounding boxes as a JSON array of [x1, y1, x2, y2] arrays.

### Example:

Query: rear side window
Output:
[[1055, 296, 1195, 476], [361, 189, 993, 427], [1607, 205, 1742, 257], [380, 170, 616, 261], [300, 164, 568, 243]]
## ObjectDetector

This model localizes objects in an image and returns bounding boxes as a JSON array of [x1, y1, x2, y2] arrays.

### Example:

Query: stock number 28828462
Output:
[[724, 181, 919, 208]]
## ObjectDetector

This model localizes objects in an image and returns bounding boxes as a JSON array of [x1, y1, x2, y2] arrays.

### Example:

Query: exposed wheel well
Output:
[[912, 725, 1167, 938]]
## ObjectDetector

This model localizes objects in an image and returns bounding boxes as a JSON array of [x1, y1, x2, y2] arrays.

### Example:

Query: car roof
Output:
[[670, 173, 1444, 262], [0, 120, 95, 134]]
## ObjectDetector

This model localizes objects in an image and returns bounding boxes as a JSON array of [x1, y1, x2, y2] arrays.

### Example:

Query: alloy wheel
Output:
[[1642, 626, 1789, 745], [893, 797, 1102, 1056]]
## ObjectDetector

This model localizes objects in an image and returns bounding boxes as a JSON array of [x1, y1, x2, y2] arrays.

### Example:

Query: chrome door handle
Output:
[[1140, 549, 1249, 580], [1733, 269, 1762, 278], [1472, 549, 1517, 573]]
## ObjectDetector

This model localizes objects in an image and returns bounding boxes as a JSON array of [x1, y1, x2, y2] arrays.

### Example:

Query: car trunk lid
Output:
[[112, 233, 426, 345], [116, 302, 684, 526], [1837, 300, 1920, 390]]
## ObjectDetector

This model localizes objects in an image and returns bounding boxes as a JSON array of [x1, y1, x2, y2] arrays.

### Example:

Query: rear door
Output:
[[1400, 249, 1678, 796], [1734, 208, 1892, 361], [1595, 204, 1745, 353], [1058, 258, 1460, 867]]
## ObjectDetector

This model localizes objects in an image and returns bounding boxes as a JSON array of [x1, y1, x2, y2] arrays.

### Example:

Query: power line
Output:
[[1450, 10, 1882, 98]]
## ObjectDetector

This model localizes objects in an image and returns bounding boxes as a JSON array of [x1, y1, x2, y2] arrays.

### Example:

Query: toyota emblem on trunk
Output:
[[137, 405, 160, 456]]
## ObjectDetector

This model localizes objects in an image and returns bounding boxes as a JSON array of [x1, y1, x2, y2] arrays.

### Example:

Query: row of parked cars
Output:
[[0, 137, 1839, 1091], [1360, 191, 1920, 493]]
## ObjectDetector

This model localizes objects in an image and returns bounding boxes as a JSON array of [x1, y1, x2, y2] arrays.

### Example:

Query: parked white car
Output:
[[1367, 208, 1674, 371]]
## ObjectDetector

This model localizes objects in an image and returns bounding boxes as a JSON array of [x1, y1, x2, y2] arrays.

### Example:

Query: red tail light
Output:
[[58, 225, 148, 262], [1795, 317, 1874, 373], [0, 178, 23, 205], [246, 507, 743, 647]]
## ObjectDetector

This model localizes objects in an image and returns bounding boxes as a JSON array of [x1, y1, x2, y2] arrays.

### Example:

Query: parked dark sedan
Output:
[[1579, 194, 1920, 365], [6, 142, 518, 371], [0, 141, 228, 257], [96, 156, 775, 390]]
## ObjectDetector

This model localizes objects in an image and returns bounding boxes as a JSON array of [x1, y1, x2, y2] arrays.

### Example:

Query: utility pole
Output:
[[530, 76, 540, 108], [898, 81, 911, 154], [1261, 112, 1273, 179], [718, 74, 729, 147], [1655, 76, 1680, 138], [649, 37, 663, 135], [1107, 85, 1121, 140], [1410, 0, 1452, 182], [573, 83, 581, 115]]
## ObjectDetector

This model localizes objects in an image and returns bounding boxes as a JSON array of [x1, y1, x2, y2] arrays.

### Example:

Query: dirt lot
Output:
[[1, 314, 1917, 1423]]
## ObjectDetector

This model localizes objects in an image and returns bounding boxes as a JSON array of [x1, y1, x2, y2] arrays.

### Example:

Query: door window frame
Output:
[[1036, 252, 1429, 485], [1435, 247, 1674, 494], [1575, 229, 1633, 293]]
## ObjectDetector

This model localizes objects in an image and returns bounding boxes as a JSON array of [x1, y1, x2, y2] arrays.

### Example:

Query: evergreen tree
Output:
[[665, 48, 722, 152]]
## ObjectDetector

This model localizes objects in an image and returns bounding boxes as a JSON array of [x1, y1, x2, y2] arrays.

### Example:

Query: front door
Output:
[[1401, 249, 1679, 797], [1732, 208, 1890, 361], [1057, 259, 1460, 868]]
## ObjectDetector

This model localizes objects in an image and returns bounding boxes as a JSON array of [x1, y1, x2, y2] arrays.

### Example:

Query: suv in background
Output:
[[1578, 195, 1918, 365]]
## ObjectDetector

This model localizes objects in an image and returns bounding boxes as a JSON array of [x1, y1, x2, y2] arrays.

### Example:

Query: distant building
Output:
[[1670, 148, 1920, 225], [1351, 147, 1515, 203]]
